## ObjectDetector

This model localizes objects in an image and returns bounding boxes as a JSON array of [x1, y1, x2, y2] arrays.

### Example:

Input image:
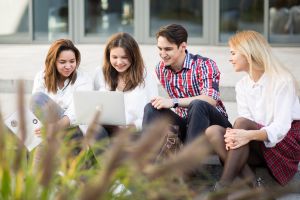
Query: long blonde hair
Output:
[[228, 30, 290, 78], [229, 30, 298, 123], [229, 30, 295, 89]]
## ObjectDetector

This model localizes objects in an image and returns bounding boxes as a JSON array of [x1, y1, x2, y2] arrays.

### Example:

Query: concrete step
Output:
[[0, 93, 32, 119], [0, 92, 238, 125], [0, 79, 237, 102]]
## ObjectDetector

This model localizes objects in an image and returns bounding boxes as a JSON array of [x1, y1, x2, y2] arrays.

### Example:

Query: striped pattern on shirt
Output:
[[156, 51, 227, 118]]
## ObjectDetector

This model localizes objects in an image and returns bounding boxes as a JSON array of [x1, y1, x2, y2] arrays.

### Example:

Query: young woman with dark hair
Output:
[[94, 32, 158, 134], [31, 39, 93, 133]]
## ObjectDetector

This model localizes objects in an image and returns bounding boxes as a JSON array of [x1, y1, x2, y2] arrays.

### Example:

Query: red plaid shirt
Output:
[[156, 51, 227, 118]]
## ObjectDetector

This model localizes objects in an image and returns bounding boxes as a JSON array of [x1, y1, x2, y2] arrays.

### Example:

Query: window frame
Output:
[[142, 0, 210, 45], [0, 0, 299, 46]]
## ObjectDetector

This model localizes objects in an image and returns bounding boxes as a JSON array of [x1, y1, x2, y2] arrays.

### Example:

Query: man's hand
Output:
[[151, 96, 174, 109]]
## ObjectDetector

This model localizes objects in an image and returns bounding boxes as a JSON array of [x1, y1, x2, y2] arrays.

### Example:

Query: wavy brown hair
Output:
[[44, 39, 81, 93], [102, 32, 145, 91]]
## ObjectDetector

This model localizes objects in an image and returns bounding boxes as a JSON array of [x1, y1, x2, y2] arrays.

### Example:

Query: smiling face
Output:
[[109, 47, 131, 74], [56, 50, 77, 79], [157, 36, 186, 69], [229, 46, 249, 73]]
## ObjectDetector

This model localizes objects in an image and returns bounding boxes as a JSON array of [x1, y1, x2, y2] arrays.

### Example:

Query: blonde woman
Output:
[[205, 30, 300, 189]]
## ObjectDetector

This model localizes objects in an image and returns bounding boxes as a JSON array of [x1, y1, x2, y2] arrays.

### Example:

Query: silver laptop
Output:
[[4, 108, 42, 152], [73, 91, 127, 126]]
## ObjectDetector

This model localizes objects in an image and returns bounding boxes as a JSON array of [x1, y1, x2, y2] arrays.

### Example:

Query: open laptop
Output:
[[4, 108, 42, 152], [73, 91, 127, 126]]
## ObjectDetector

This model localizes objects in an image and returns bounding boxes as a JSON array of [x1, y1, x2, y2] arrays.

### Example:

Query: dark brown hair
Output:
[[44, 39, 80, 93], [156, 24, 188, 47], [102, 32, 145, 91]]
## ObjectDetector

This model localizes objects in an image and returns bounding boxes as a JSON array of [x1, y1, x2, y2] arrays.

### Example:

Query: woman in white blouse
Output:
[[31, 39, 93, 134], [205, 30, 300, 190], [94, 32, 158, 134]]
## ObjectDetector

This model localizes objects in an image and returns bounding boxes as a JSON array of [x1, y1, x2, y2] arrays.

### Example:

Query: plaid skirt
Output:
[[258, 120, 300, 185]]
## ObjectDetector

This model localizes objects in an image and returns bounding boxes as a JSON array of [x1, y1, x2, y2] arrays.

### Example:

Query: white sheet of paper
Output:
[[4, 108, 42, 151]]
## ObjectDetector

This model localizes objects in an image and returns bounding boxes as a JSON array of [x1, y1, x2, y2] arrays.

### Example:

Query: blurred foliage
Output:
[[0, 80, 299, 200]]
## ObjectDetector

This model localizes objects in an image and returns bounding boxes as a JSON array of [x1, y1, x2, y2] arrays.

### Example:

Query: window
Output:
[[0, 0, 29, 40], [0, 1, 299, 45], [219, 0, 264, 43], [33, 0, 69, 41], [269, 0, 300, 43], [149, 0, 203, 37], [84, 0, 134, 37]]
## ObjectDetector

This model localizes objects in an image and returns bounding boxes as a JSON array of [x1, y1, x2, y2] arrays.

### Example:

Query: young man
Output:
[[142, 24, 231, 143]]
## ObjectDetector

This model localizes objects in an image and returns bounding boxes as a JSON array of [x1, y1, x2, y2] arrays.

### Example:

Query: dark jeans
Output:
[[30, 92, 64, 123], [142, 99, 232, 143]]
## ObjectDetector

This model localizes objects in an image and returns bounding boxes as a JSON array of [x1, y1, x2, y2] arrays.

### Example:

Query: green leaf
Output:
[[1, 167, 11, 199]]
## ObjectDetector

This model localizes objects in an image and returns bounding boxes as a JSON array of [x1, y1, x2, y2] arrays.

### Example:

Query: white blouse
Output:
[[32, 70, 93, 125], [235, 73, 300, 147], [93, 68, 158, 130]]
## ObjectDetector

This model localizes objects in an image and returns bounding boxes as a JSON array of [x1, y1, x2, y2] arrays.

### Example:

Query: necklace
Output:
[[117, 76, 126, 91]]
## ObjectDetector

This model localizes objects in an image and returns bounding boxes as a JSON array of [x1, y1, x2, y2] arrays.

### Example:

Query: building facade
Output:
[[0, 0, 300, 46]]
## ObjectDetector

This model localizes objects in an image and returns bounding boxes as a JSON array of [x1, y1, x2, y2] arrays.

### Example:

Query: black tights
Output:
[[205, 117, 265, 186]]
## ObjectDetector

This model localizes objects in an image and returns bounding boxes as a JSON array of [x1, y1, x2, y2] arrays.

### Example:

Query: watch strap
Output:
[[172, 98, 179, 108]]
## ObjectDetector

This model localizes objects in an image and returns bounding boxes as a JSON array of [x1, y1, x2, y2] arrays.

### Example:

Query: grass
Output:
[[0, 80, 299, 200]]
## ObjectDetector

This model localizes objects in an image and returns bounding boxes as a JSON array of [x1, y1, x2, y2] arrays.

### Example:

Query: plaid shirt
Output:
[[156, 50, 227, 118]]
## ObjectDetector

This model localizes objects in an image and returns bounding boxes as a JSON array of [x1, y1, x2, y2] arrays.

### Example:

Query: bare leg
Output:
[[221, 143, 252, 184], [205, 125, 227, 161], [205, 117, 262, 186], [231, 117, 262, 184]]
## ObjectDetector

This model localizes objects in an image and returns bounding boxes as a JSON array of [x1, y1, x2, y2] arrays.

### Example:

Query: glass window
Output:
[[269, 0, 300, 43], [150, 0, 203, 37], [0, 0, 29, 39], [33, 0, 69, 41], [84, 0, 134, 37], [219, 0, 264, 42]]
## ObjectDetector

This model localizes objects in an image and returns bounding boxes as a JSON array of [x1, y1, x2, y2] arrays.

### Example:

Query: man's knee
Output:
[[188, 99, 209, 113], [144, 102, 156, 115]]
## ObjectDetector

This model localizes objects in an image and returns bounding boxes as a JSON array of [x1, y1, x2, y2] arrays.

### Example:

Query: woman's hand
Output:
[[34, 123, 57, 137], [224, 128, 251, 150], [34, 127, 42, 137], [119, 124, 136, 131]]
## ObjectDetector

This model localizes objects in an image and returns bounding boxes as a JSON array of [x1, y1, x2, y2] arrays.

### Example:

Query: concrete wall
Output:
[[0, 44, 299, 86]]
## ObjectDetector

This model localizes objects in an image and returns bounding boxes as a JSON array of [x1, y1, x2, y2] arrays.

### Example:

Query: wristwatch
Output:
[[172, 98, 179, 108]]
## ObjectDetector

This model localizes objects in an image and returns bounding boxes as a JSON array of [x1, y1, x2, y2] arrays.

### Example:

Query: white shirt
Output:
[[236, 73, 300, 147], [32, 70, 93, 125], [93, 68, 158, 130]]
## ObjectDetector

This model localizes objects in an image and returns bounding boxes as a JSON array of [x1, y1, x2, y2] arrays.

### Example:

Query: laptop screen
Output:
[[73, 91, 126, 126]]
